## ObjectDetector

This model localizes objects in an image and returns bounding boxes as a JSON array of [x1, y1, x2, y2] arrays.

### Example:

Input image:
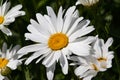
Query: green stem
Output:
[[7, 74, 13, 80], [114, 52, 120, 80], [0, 31, 8, 43], [24, 67, 31, 80]]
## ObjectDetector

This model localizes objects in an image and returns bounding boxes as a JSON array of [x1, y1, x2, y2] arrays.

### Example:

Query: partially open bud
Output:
[[76, 0, 99, 6], [1, 67, 11, 76]]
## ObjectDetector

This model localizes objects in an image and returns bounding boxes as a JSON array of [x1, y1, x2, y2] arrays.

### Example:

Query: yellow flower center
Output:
[[0, 58, 9, 69], [97, 57, 107, 62], [91, 64, 99, 71], [97, 57, 107, 68], [0, 16, 4, 24], [48, 33, 68, 51]]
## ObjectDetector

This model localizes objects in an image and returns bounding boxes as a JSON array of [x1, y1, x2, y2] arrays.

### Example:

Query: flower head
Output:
[[70, 56, 101, 80], [18, 6, 95, 80], [92, 37, 114, 71], [0, 1, 25, 36], [0, 43, 22, 80], [76, 0, 99, 6], [70, 36, 114, 80]]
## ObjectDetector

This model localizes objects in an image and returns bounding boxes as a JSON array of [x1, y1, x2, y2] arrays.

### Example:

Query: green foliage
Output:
[[0, 0, 120, 80]]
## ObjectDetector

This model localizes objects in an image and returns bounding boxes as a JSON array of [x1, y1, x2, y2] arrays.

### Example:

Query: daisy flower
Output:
[[70, 55, 101, 80], [18, 6, 95, 80], [0, 43, 22, 80], [70, 37, 114, 80], [0, 1, 25, 36], [76, 0, 99, 6], [92, 37, 114, 71]]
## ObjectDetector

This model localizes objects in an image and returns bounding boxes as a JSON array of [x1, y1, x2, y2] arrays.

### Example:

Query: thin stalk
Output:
[[24, 67, 31, 80]]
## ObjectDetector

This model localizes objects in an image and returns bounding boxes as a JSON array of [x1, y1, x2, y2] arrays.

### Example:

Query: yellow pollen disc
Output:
[[91, 64, 99, 71], [0, 58, 9, 69], [48, 33, 68, 51], [0, 16, 4, 24], [97, 57, 107, 62]]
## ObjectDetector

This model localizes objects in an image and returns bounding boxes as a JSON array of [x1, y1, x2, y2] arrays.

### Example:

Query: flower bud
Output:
[[1, 67, 11, 76]]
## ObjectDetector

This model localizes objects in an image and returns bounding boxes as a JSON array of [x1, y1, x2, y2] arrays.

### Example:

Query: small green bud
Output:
[[1, 67, 11, 76]]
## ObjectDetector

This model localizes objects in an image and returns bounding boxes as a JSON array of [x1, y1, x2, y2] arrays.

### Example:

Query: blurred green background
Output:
[[0, 0, 120, 80]]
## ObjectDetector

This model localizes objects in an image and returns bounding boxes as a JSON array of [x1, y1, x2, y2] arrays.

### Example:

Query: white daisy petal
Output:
[[80, 20, 90, 28], [25, 51, 42, 65], [93, 38, 102, 57], [1, 27, 12, 36], [61, 47, 70, 56], [27, 21, 49, 39], [54, 51, 62, 62], [25, 48, 51, 65], [72, 10, 79, 18], [7, 60, 21, 70], [68, 42, 90, 56], [1, 1, 10, 15], [25, 33, 47, 43], [107, 60, 113, 68], [64, 6, 76, 18], [0, 74, 4, 80], [3, 17, 15, 25], [6, 5, 22, 14], [6, 11, 25, 19], [5, 2, 11, 15], [44, 15, 56, 34], [43, 51, 61, 67], [82, 70, 97, 78], [46, 6, 57, 28], [5, 5, 25, 17], [67, 17, 84, 36], [105, 37, 113, 48], [79, 36, 95, 44], [56, 7, 63, 32], [59, 53, 68, 74], [107, 53, 114, 60], [74, 65, 89, 76], [12, 45, 20, 52], [76, 1, 81, 5], [30, 19, 47, 34], [0, 25, 4, 29], [68, 19, 89, 35], [67, 10, 79, 31], [69, 26, 94, 42], [71, 56, 88, 64], [70, 56, 80, 62], [2, 42, 7, 53], [83, 75, 94, 80], [42, 52, 54, 67], [9, 45, 20, 58], [36, 13, 52, 35], [17, 44, 47, 54], [62, 6, 76, 33], [46, 63, 56, 80], [36, 51, 50, 64], [27, 24, 40, 34]]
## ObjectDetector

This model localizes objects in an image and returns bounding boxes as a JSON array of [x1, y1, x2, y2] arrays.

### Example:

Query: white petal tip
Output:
[[75, 1, 81, 5]]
